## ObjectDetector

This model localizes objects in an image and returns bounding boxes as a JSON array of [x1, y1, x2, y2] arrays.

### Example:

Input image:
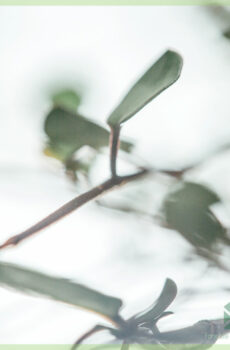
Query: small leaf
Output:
[[132, 279, 177, 324], [107, 50, 183, 127], [52, 89, 81, 113], [0, 262, 122, 320], [44, 107, 133, 161], [161, 182, 229, 251]]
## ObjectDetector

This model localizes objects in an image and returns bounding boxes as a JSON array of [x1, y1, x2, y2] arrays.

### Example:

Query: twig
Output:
[[96, 199, 155, 219], [0, 112, 189, 251], [0, 169, 149, 250], [71, 325, 112, 349]]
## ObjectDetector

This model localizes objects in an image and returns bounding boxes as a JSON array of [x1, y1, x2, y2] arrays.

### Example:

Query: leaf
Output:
[[51, 89, 81, 113], [64, 158, 94, 182], [107, 50, 183, 127], [158, 320, 221, 347], [0, 262, 122, 320], [223, 28, 230, 40], [164, 182, 220, 208], [161, 182, 229, 251], [44, 107, 133, 161], [132, 279, 177, 324]]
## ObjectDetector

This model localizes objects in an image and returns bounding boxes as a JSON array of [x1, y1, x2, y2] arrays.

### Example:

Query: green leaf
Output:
[[223, 28, 230, 40], [51, 89, 81, 113], [132, 279, 177, 324], [107, 50, 183, 127], [165, 182, 220, 208], [158, 320, 220, 346], [0, 262, 122, 320], [162, 182, 229, 250], [44, 107, 133, 161]]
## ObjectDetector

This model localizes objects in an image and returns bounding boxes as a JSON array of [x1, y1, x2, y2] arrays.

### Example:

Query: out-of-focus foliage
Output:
[[107, 50, 183, 127], [0, 262, 122, 321], [0, 266, 226, 348], [97, 173, 230, 266], [44, 107, 133, 161], [205, 6, 230, 41], [161, 182, 230, 255], [51, 89, 81, 113], [43, 90, 133, 181], [224, 28, 230, 39]]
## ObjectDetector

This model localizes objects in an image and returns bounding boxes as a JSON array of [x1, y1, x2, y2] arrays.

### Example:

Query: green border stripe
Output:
[[0, 346, 229, 349], [0, 0, 230, 5]]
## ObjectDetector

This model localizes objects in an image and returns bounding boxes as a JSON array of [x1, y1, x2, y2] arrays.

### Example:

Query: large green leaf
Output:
[[0, 262, 122, 320], [107, 50, 183, 127], [162, 182, 229, 251], [132, 279, 177, 324], [44, 107, 133, 161]]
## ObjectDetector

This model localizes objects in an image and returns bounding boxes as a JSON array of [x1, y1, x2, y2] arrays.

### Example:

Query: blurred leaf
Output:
[[0, 262, 122, 320], [132, 279, 177, 324], [223, 28, 230, 39], [107, 50, 183, 127], [158, 320, 220, 347], [65, 158, 93, 181], [44, 107, 133, 161], [51, 89, 81, 113], [165, 182, 220, 208], [162, 182, 230, 251], [64, 154, 99, 183]]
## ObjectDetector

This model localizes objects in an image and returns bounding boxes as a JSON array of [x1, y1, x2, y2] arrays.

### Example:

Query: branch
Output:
[[0, 169, 149, 250]]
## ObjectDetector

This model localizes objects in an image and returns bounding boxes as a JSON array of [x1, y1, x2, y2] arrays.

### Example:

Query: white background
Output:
[[0, 5, 230, 344]]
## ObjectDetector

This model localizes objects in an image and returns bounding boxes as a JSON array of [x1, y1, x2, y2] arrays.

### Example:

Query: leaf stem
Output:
[[109, 126, 121, 178], [0, 169, 148, 250]]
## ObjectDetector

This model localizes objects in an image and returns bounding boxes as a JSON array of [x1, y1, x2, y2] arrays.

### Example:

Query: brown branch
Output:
[[0, 169, 149, 250], [109, 126, 121, 177]]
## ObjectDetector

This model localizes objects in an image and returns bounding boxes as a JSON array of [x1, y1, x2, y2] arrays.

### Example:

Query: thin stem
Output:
[[72, 325, 113, 349], [109, 126, 121, 177], [0, 169, 148, 250]]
